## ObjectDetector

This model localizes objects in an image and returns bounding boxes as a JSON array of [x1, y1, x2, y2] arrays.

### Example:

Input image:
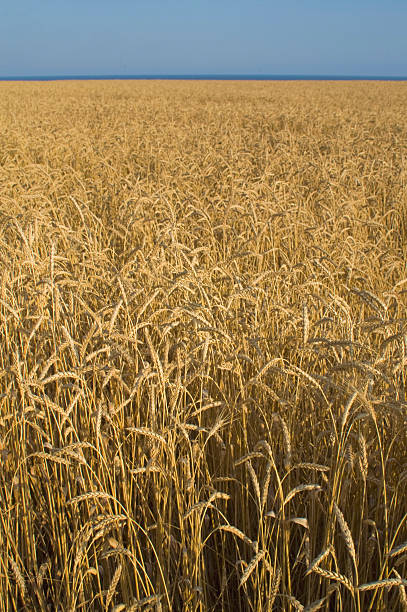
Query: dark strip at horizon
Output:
[[1, 74, 407, 82]]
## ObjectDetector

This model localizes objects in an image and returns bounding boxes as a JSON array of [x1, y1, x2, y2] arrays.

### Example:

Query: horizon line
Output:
[[1, 73, 407, 82]]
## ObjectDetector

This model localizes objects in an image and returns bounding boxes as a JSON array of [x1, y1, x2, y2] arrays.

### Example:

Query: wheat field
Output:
[[0, 80, 406, 611]]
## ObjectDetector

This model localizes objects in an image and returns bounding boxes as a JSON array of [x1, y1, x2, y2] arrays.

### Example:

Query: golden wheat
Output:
[[0, 79, 406, 610]]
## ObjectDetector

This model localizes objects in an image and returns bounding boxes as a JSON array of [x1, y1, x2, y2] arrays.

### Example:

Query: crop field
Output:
[[0, 80, 406, 611]]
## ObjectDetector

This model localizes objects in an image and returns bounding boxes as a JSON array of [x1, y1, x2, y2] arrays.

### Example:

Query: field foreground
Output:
[[0, 80, 406, 611]]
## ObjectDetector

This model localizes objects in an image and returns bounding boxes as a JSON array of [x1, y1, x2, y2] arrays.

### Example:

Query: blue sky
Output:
[[1, 0, 406, 76]]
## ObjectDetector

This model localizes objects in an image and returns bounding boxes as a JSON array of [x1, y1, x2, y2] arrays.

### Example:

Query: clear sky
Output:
[[1, 0, 406, 77]]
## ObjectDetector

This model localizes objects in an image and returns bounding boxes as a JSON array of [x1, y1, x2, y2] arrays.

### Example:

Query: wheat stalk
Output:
[[284, 484, 322, 506], [306, 546, 333, 576], [333, 502, 357, 566], [215, 524, 257, 550], [393, 570, 407, 612], [389, 541, 407, 558], [239, 550, 266, 588], [356, 578, 407, 591], [105, 563, 122, 609], [9, 557, 26, 599]]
